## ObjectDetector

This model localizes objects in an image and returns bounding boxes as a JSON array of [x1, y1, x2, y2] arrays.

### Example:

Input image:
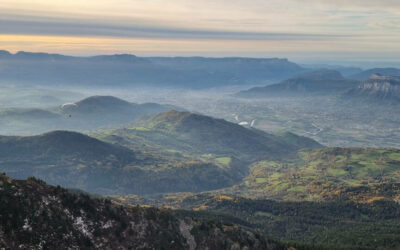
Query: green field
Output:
[[224, 148, 400, 202], [215, 156, 232, 166]]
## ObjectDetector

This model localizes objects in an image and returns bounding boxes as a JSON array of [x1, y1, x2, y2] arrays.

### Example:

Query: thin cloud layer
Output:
[[0, 0, 399, 62], [0, 14, 341, 41]]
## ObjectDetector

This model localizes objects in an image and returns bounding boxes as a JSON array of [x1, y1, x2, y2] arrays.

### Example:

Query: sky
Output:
[[0, 0, 400, 66]]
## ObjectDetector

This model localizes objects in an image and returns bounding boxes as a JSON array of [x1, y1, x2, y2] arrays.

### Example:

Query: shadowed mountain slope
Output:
[[0, 131, 249, 195], [237, 69, 359, 98]]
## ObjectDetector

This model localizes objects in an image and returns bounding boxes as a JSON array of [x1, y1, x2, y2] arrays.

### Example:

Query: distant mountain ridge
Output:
[[237, 69, 359, 98], [301, 64, 363, 76], [0, 50, 305, 88], [291, 69, 345, 80], [349, 67, 400, 81], [345, 74, 400, 102]]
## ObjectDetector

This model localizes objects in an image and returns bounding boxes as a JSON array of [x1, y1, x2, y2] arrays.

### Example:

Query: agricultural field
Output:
[[223, 148, 400, 202]]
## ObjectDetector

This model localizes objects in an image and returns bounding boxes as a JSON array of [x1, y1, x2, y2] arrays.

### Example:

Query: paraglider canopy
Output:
[[61, 103, 78, 118], [61, 102, 77, 109]]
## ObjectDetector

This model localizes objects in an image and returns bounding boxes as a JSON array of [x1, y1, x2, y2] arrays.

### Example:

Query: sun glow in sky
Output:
[[1, 0, 400, 64]]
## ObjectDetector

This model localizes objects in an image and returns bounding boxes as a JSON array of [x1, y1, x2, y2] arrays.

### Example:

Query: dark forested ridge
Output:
[[115, 193, 400, 249], [0, 174, 290, 250]]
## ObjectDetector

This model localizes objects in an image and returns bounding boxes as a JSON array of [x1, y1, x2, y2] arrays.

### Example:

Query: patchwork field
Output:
[[218, 148, 400, 202]]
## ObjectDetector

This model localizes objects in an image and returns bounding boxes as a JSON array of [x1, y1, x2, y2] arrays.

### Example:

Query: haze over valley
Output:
[[1, 0, 400, 249]]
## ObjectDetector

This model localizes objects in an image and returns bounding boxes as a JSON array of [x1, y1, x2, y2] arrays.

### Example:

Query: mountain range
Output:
[[0, 50, 305, 89], [1, 49, 400, 249]]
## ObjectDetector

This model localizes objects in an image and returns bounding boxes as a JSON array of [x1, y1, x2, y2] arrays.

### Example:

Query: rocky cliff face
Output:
[[350, 74, 400, 102]]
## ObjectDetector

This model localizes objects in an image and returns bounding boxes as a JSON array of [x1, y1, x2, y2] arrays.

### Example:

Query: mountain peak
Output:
[[76, 95, 132, 106], [152, 109, 193, 121], [149, 110, 227, 130], [0, 130, 135, 163], [369, 74, 400, 83], [14, 51, 69, 60], [61, 96, 134, 114], [350, 67, 400, 81], [141, 110, 321, 161], [293, 69, 345, 81], [39, 130, 97, 142], [89, 54, 150, 64], [0, 50, 11, 56], [147, 110, 206, 131], [345, 74, 400, 102]]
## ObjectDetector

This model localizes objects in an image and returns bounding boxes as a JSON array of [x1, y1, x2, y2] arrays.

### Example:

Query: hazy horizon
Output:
[[2, 48, 400, 69], [1, 0, 400, 67]]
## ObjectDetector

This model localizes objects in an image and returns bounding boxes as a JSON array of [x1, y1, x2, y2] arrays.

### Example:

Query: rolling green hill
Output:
[[101, 110, 322, 162], [0, 131, 246, 195], [92, 111, 322, 197], [0, 130, 135, 162]]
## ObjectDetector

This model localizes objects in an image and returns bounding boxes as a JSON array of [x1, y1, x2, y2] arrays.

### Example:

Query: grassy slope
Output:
[[99, 110, 322, 162], [223, 148, 400, 202]]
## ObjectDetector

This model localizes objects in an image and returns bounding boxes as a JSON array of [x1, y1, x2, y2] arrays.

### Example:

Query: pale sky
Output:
[[0, 0, 400, 65]]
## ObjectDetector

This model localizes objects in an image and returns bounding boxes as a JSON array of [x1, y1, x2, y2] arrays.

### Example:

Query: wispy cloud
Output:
[[0, 14, 345, 41], [0, 0, 399, 62]]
